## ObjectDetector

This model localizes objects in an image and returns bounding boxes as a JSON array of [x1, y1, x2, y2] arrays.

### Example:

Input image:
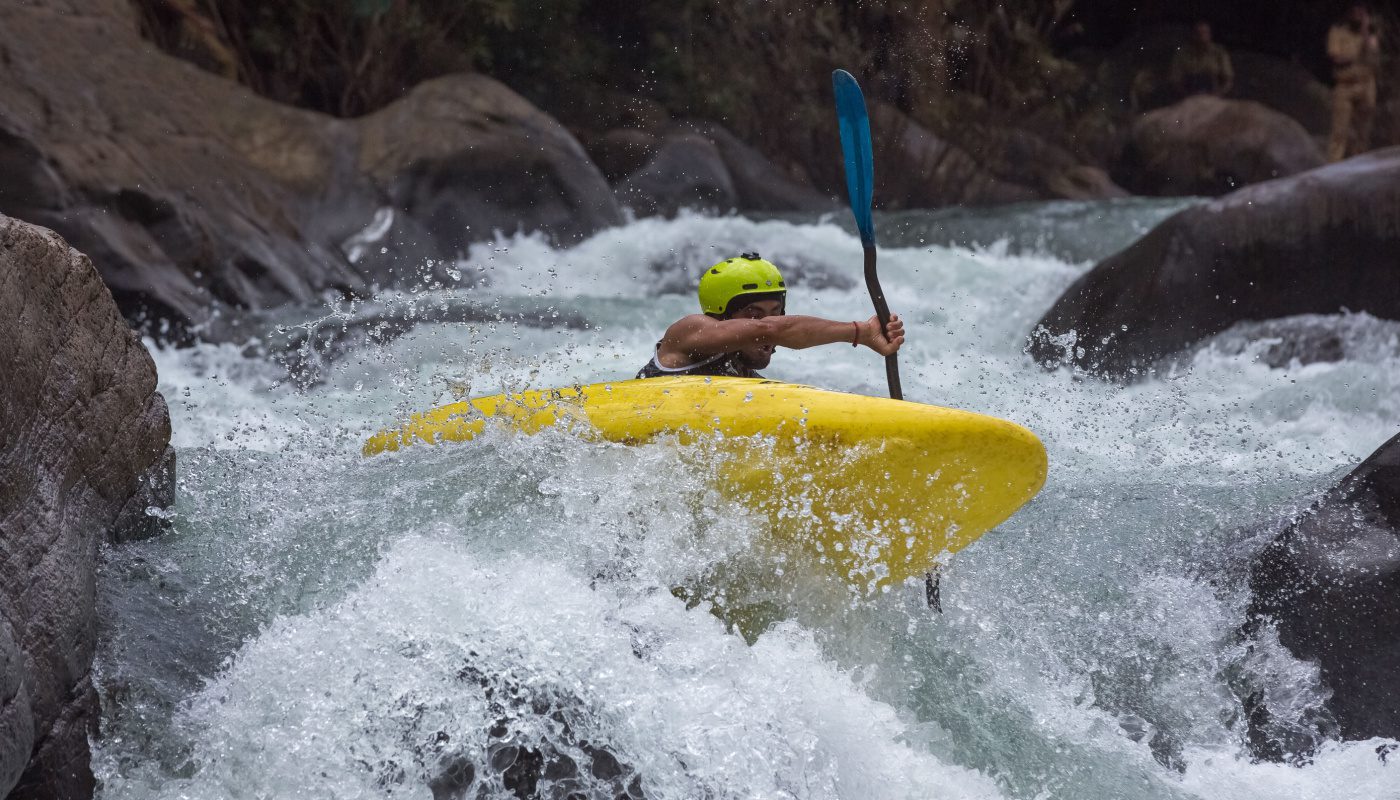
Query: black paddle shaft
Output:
[[862, 246, 902, 401]]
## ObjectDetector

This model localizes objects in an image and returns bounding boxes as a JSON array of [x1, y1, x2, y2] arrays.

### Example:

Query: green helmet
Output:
[[697, 253, 786, 316]]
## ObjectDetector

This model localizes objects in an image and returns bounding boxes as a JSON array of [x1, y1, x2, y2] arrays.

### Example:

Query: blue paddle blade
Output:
[[832, 69, 876, 248]]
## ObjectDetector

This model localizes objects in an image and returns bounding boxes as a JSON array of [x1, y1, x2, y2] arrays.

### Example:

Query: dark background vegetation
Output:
[[134, 0, 1400, 184]]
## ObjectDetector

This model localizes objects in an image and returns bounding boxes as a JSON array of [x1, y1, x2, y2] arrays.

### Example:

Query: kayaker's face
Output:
[[728, 298, 785, 368]]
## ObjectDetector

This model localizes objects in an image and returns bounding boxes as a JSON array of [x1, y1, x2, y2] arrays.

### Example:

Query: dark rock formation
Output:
[[0, 215, 171, 799], [426, 662, 645, 799], [1117, 96, 1324, 196], [1229, 51, 1333, 137], [612, 122, 833, 216], [1028, 148, 1400, 378], [1092, 25, 1332, 134], [955, 123, 1129, 203], [0, 1, 619, 341], [616, 133, 738, 217], [870, 105, 1126, 208], [1196, 314, 1400, 370], [674, 122, 835, 213], [357, 74, 623, 249], [589, 129, 661, 183], [870, 105, 1039, 208], [1247, 432, 1400, 746]]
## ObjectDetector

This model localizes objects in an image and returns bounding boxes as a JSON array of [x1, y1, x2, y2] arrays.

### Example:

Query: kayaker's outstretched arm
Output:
[[660, 313, 904, 360]]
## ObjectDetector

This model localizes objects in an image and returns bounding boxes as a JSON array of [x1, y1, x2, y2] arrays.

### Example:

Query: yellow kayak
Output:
[[364, 376, 1047, 593]]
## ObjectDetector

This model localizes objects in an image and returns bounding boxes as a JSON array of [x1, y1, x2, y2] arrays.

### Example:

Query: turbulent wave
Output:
[[95, 205, 1400, 799]]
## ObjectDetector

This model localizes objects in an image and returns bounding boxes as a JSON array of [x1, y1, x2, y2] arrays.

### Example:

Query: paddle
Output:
[[832, 69, 902, 402], [833, 69, 939, 610]]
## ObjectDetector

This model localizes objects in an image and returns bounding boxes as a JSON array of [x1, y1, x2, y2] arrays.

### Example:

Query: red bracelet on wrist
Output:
[[851, 321, 860, 347]]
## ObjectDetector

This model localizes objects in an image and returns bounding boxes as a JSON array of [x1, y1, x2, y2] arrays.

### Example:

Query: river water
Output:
[[93, 202, 1400, 799]]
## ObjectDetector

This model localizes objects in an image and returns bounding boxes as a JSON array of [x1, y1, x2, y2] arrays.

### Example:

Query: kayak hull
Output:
[[364, 377, 1047, 592]]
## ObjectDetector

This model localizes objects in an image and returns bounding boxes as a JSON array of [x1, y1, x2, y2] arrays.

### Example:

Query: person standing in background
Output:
[[1164, 20, 1232, 99], [1327, 4, 1382, 161], [1170, 20, 1235, 99]]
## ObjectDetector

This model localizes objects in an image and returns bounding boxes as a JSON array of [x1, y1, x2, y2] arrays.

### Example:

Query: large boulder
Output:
[[674, 121, 835, 213], [1229, 51, 1333, 136], [1091, 24, 1332, 133], [955, 123, 1128, 202], [1028, 148, 1400, 378], [611, 122, 834, 216], [615, 133, 739, 217], [0, 1, 620, 341], [1116, 96, 1325, 196], [356, 74, 624, 249], [0, 215, 171, 799], [869, 105, 1126, 208], [869, 105, 1039, 208], [1247, 432, 1400, 748]]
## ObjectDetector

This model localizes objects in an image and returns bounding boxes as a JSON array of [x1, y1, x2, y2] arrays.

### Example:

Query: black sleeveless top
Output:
[[636, 345, 763, 380]]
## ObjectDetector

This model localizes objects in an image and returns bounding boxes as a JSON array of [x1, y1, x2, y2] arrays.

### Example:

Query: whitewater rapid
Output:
[[94, 205, 1400, 799]]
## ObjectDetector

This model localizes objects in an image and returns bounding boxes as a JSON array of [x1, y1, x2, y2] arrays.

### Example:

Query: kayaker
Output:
[[637, 253, 904, 379]]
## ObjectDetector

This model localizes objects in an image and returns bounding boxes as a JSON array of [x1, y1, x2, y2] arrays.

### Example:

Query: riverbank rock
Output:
[[0, 0, 619, 341], [1116, 96, 1324, 196], [869, 105, 1126, 208], [616, 133, 738, 217], [1247, 432, 1400, 748], [957, 123, 1128, 202], [870, 105, 1038, 208], [1090, 25, 1332, 134], [611, 122, 834, 216], [1027, 148, 1400, 378], [0, 215, 171, 800], [1229, 51, 1333, 136]]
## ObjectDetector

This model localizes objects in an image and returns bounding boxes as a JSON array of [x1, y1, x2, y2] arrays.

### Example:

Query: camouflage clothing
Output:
[[1169, 41, 1234, 97], [1327, 23, 1382, 161]]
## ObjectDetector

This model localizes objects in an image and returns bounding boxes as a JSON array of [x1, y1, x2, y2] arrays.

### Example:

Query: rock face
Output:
[[1117, 96, 1325, 196], [869, 106, 1126, 208], [612, 122, 834, 216], [1028, 148, 1400, 378], [616, 133, 739, 217], [1248, 432, 1400, 746], [1228, 51, 1333, 136], [0, 1, 619, 340], [0, 215, 171, 799], [1092, 25, 1333, 134]]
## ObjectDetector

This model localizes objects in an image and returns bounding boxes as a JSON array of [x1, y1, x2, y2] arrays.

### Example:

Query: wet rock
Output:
[[955, 123, 1129, 203], [1195, 314, 1400, 369], [109, 447, 177, 544], [0, 1, 619, 341], [616, 133, 737, 216], [0, 617, 32, 796], [1117, 96, 1324, 196], [870, 105, 1038, 208], [357, 74, 623, 250], [589, 129, 661, 183], [0, 215, 171, 799], [259, 297, 588, 387], [869, 106, 1125, 208], [1229, 51, 1333, 137], [449, 661, 645, 799], [1092, 25, 1332, 134], [613, 122, 835, 217], [1028, 148, 1400, 378], [674, 121, 835, 213], [1246, 432, 1400, 749]]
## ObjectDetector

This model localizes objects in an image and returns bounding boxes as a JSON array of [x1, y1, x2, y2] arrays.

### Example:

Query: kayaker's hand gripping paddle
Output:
[[833, 69, 902, 402], [834, 70, 939, 610]]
